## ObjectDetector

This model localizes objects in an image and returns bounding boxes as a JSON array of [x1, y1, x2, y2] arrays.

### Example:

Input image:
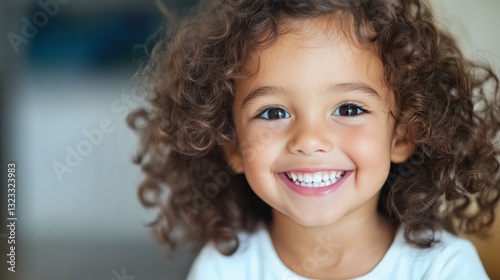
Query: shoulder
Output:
[[186, 224, 287, 280], [186, 233, 253, 280], [362, 226, 489, 280], [423, 230, 489, 279]]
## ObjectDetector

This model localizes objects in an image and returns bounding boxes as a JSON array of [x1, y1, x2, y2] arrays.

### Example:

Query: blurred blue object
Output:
[[27, 13, 161, 71]]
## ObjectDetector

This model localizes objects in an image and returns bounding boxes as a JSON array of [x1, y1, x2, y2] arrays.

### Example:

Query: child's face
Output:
[[224, 20, 411, 227]]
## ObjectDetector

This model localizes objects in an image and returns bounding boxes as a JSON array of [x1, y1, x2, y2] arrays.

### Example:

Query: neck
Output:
[[268, 199, 396, 279]]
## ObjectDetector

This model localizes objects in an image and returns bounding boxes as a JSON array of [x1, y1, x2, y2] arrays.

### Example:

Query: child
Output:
[[128, 0, 500, 278]]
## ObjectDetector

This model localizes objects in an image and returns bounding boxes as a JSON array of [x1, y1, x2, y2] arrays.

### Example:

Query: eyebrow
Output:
[[240, 82, 380, 109], [327, 82, 380, 99], [241, 86, 287, 109]]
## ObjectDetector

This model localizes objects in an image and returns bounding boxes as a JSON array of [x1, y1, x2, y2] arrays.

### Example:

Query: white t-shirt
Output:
[[187, 224, 489, 280]]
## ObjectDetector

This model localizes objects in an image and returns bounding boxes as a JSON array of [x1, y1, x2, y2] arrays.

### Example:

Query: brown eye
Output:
[[334, 104, 365, 117], [258, 107, 290, 120]]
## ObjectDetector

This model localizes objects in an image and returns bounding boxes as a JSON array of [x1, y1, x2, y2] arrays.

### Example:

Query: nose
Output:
[[287, 118, 334, 155]]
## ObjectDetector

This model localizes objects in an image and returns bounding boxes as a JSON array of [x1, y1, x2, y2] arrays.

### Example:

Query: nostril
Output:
[[287, 128, 334, 155], [292, 145, 330, 155]]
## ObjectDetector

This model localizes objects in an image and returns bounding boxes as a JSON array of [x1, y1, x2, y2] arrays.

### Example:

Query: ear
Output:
[[390, 118, 414, 164], [222, 139, 245, 174]]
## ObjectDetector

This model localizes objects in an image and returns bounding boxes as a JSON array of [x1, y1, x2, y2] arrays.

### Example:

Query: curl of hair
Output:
[[128, 0, 500, 254]]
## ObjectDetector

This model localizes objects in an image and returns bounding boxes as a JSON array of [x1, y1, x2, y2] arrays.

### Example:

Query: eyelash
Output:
[[333, 101, 369, 117], [256, 106, 291, 120], [255, 102, 369, 120]]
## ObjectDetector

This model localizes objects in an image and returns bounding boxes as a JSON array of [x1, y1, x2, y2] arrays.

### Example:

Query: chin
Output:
[[289, 211, 343, 228]]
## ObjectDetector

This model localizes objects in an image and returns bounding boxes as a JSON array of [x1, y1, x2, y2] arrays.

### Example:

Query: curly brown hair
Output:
[[128, 0, 500, 255]]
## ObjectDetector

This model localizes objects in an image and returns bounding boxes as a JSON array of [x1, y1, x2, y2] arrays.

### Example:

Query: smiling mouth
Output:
[[285, 171, 345, 188]]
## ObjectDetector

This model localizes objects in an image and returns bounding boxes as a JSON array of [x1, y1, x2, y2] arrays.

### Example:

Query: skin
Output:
[[223, 19, 412, 279]]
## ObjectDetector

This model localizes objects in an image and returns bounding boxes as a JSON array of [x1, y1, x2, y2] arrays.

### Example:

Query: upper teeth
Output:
[[286, 171, 344, 187]]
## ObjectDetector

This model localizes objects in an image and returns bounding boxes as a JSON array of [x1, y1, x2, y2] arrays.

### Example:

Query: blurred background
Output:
[[0, 0, 499, 279]]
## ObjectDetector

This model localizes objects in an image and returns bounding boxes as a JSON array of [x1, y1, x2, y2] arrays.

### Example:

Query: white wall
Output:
[[433, 0, 500, 71]]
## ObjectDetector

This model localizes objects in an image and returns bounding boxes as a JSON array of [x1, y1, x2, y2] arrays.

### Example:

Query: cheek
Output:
[[238, 120, 286, 160], [239, 126, 283, 201], [238, 124, 282, 169], [341, 122, 392, 175]]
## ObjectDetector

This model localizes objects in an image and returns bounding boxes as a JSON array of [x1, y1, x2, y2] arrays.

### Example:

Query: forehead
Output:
[[236, 18, 389, 99]]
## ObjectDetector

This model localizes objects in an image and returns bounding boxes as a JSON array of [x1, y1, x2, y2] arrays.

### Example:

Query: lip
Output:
[[278, 171, 351, 197]]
